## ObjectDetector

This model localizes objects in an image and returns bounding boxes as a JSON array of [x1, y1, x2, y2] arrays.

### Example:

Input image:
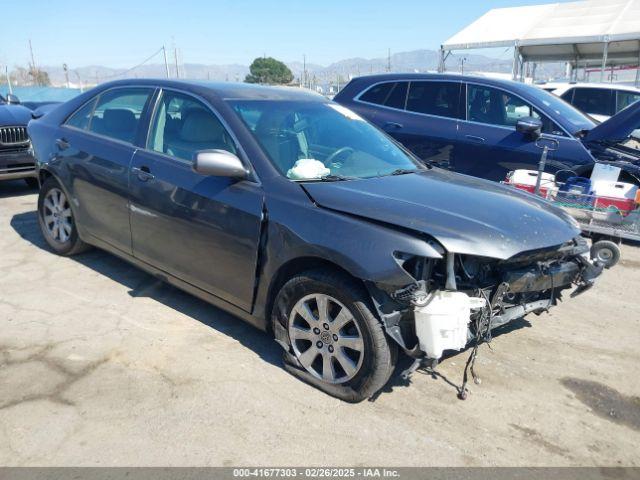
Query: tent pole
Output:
[[635, 42, 640, 87], [600, 40, 609, 82], [438, 47, 446, 73], [531, 62, 537, 83], [512, 42, 520, 81]]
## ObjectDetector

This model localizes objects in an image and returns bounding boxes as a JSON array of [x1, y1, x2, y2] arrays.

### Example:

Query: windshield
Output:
[[526, 86, 595, 135], [229, 100, 424, 180]]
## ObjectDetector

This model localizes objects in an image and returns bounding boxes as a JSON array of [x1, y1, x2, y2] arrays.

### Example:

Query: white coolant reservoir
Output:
[[414, 291, 484, 359]]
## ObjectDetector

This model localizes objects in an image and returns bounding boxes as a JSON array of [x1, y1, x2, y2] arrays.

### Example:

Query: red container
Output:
[[512, 183, 549, 197], [594, 196, 637, 216]]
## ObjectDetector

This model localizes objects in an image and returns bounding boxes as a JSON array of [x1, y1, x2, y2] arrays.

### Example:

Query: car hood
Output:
[[301, 169, 580, 260], [0, 104, 32, 126], [582, 101, 640, 145]]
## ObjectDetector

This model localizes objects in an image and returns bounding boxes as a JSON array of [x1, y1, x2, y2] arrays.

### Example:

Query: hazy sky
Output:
[[1, 0, 571, 69]]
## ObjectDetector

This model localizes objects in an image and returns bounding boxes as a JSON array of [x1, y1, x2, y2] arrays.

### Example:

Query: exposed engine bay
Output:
[[366, 236, 603, 397]]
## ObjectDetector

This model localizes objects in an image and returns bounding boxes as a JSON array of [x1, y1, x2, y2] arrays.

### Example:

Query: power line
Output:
[[96, 47, 166, 81]]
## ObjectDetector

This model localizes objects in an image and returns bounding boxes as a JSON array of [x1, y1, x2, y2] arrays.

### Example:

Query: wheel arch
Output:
[[37, 167, 88, 242], [264, 256, 367, 332], [38, 168, 54, 185]]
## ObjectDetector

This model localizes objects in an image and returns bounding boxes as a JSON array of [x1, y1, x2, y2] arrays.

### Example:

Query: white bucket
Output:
[[414, 291, 485, 359]]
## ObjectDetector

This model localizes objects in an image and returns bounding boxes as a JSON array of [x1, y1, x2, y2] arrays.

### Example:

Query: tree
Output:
[[9, 65, 50, 86], [245, 57, 293, 85], [29, 67, 51, 86]]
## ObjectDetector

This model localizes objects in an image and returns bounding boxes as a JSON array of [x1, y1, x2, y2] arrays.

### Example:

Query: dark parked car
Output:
[[28, 79, 602, 401], [0, 93, 38, 187], [334, 73, 640, 184]]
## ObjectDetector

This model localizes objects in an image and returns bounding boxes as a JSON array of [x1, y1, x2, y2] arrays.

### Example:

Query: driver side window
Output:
[[148, 91, 236, 162], [467, 84, 531, 127], [467, 84, 565, 136]]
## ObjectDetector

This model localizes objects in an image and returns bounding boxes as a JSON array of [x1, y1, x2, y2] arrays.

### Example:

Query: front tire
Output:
[[272, 269, 397, 402], [38, 177, 90, 256]]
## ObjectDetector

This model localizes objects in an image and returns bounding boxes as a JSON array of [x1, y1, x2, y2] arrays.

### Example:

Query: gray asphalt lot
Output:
[[1, 179, 639, 466]]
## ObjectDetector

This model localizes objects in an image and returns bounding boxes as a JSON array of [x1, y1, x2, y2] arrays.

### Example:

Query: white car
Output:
[[541, 82, 640, 121], [542, 82, 640, 141]]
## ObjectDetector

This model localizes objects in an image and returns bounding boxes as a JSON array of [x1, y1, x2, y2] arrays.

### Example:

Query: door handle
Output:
[[384, 122, 403, 130], [132, 166, 155, 182], [465, 135, 486, 144], [55, 138, 70, 150]]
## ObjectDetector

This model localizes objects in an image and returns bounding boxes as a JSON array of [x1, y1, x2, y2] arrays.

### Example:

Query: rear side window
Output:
[[65, 98, 97, 130], [616, 91, 640, 112], [385, 82, 408, 109], [87, 88, 153, 143], [359, 82, 409, 109], [406, 81, 461, 119], [571, 88, 614, 116], [359, 83, 394, 105]]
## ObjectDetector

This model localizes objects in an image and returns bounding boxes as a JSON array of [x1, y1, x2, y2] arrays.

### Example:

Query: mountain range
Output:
[[38, 49, 563, 87]]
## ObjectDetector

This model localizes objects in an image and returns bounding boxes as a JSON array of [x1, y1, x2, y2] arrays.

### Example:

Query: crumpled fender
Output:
[[251, 195, 442, 321]]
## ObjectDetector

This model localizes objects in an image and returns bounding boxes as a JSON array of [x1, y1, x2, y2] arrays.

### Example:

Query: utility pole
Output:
[[387, 48, 391, 72], [162, 46, 170, 78], [28, 39, 38, 85], [28, 39, 36, 71], [174, 46, 179, 79], [303, 54, 307, 89], [74, 71, 83, 93], [63, 63, 70, 88], [5, 66, 13, 94]]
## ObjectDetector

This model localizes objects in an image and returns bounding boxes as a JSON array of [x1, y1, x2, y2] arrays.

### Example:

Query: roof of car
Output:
[[538, 82, 640, 93], [95, 78, 327, 102], [345, 72, 544, 96]]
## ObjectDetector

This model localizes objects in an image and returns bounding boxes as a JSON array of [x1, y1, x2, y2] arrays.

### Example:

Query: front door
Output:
[[456, 83, 578, 181], [128, 89, 264, 311]]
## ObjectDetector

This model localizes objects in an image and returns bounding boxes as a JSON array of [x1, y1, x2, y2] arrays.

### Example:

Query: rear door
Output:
[[128, 89, 264, 311], [456, 83, 580, 181], [59, 87, 155, 253], [354, 80, 462, 169], [396, 80, 463, 169]]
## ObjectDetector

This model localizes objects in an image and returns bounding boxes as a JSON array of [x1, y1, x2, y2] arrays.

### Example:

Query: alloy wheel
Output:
[[288, 293, 365, 384], [42, 188, 73, 243], [595, 248, 613, 263]]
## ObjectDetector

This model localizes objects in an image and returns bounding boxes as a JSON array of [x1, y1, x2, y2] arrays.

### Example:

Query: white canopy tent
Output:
[[440, 0, 640, 83]]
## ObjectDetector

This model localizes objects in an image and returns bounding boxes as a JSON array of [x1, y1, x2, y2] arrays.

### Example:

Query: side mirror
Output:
[[516, 116, 542, 140], [192, 149, 247, 179], [5, 93, 20, 105]]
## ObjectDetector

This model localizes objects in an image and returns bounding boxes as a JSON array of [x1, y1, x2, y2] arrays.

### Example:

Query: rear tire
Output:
[[590, 240, 620, 269], [272, 268, 397, 402], [38, 177, 90, 256]]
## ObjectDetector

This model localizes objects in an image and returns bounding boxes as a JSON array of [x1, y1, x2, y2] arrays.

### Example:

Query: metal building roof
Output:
[[443, 0, 640, 66]]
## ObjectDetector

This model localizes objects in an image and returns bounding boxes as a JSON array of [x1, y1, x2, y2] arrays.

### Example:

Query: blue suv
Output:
[[334, 73, 640, 183]]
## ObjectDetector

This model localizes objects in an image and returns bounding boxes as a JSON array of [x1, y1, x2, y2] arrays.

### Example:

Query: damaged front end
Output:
[[368, 236, 603, 365]]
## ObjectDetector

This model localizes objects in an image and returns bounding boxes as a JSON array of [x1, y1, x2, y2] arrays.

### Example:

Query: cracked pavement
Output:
[[1, 179, 639, 466]]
